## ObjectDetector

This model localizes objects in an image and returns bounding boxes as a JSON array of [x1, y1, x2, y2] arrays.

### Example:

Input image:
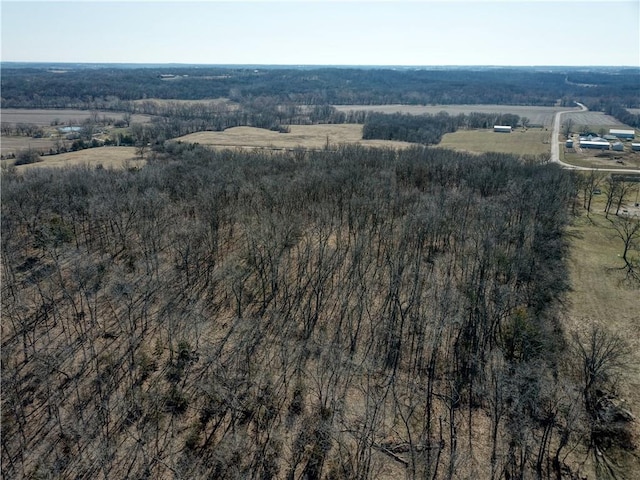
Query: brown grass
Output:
[[437, 128, 551, 156], [8, 147, 141, 170], [564, 150, 640, 170], [1, 136, 57, 156], [566, 199, 640, 473], [174, 124, 414, 150]]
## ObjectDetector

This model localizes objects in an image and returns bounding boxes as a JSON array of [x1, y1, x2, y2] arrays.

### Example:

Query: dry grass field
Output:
[[333, 104, 573, 126], [0, 136, 57, 156], [564, 150, 640, 170], [437, 127, 551, 155], [566, 199, 640, 474], [564, 111, 628, 129], [1, 109, 151, 126], [5, 147, 141, 170], [174, 124, 414, 150]]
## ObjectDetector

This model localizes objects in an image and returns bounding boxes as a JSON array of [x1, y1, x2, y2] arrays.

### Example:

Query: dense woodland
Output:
[[2, 65, 639, 111], [2, 144, 636, 479]]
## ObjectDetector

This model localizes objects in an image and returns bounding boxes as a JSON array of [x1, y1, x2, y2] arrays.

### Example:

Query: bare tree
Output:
[[580, 170, 604, 216], [609, 215, 640, 280]]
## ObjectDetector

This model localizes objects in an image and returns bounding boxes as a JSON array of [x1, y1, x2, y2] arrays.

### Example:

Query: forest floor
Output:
[[566, 199, 640, 475]]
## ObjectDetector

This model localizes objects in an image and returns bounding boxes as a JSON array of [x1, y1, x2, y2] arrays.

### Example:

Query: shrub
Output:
[[14, 149, 41, 165]]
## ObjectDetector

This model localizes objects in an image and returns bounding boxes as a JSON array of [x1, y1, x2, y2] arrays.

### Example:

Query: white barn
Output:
[[609, 129, 635, 139], [580, 139, 610, 150]]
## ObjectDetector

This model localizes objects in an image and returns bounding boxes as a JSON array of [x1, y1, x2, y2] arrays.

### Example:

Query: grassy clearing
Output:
[[0, 136, 57, 156], [437, 127, 551, 155], [6, 147, 141, 170], [567, 198, 640, 473], [564, 151, 640, 170], [174, 124, 414, 150]]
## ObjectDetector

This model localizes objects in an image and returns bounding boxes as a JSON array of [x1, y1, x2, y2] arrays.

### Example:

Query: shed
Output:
[[565, 139, 574, 148], [632, 143, 640, 152], [494, 125, 512, 133], [612, 142, 624, 151], [609, 129, 635, 139]]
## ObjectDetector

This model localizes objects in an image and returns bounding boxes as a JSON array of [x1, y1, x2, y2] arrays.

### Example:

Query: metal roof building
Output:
[[580, 139, 610, 150], [609, 129, 635, 139], [493, 125, 512, 133]]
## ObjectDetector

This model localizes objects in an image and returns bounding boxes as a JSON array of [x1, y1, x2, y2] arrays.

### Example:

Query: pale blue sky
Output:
[[2, 1, 639, 66]]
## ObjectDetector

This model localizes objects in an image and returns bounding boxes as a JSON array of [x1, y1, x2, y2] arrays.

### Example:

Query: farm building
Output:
[[603, 135, 618, 141], [612, 142, 624, 151], [609, 128, 635, 139], [579, 138, 610, 150], [632, 143, 640, 151], [493, 125, 512, 133], [565, 139, 574, 148]]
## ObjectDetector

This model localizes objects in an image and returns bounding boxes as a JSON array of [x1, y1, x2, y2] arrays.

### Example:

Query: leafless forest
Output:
[[3, 143, 635, 479]]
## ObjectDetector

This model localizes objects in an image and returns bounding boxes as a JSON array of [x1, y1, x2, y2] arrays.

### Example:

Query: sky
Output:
[[2, 0, 639, 66]]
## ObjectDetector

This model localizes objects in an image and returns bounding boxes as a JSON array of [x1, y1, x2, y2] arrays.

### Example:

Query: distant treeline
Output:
[[605, 104, 640, 129], [2, 66, 638, 110], [362, 112, 521, 144]]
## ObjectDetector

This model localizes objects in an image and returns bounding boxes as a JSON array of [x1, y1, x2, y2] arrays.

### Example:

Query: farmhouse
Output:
[[579, 137, 610, 150], [494, 125, 512, 133], [609, 128, 635, 139]]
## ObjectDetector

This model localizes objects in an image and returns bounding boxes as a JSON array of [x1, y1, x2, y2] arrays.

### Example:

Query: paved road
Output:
[[551, 102, 640, 174]]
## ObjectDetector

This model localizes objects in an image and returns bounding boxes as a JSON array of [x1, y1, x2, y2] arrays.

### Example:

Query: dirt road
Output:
[[551, 102, 640, 174]]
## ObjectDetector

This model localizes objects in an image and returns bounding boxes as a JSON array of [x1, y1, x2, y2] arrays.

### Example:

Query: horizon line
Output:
[[2, 61, 639, 69]]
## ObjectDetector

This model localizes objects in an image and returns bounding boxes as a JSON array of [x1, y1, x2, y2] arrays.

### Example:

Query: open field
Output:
[[437, 127, 551, 155], [0, 136, 57, 156], [4, 147, 141, 170], [0, 109, 152, 126], [333, 104, 575, 126], [174, 124, 414, 150], [566, 199, 640, 474], [564, 111, 628, 128], [564, 149, 640, 170]]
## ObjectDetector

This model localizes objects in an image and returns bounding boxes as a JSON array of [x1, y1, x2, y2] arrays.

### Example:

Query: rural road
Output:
[[550, 102, 640, 174]]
